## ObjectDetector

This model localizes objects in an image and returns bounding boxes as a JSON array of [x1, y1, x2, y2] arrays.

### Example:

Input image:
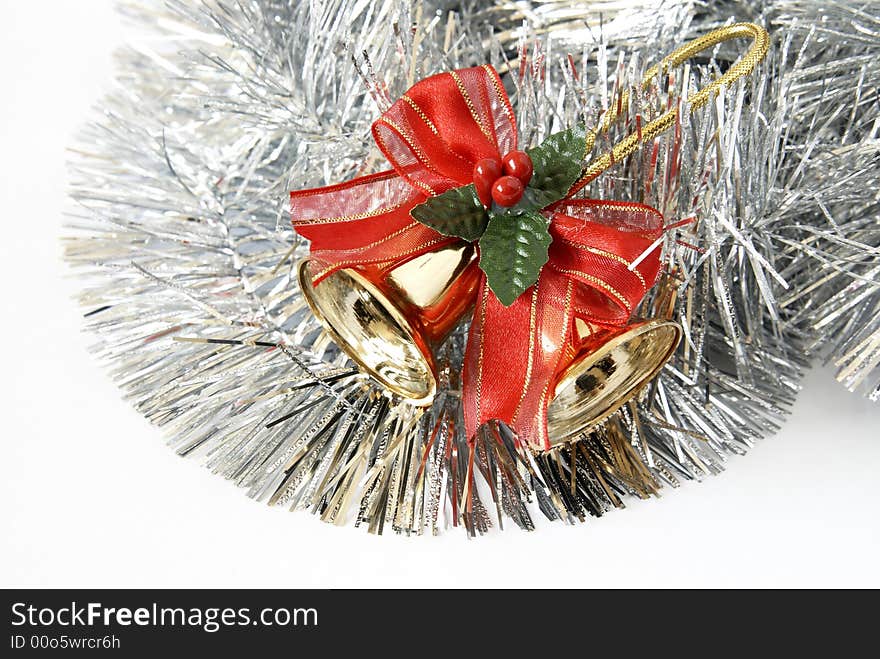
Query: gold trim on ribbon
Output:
[[373, 120, 439, 196], [536, 279, 575, 450], [481, 64, 516, 135], [558, 238, 648, 290], [292, 201, 410, 226], [401, 94, 474, 170], [474, 285, 489, 422], [511, 282, 541, 426], [553, 268, 633, 313], [313, 236, 449, 281], [449, 70, 496, 144]]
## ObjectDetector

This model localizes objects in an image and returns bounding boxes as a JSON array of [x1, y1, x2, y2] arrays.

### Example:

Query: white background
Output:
[[1, 0, 878, 588]]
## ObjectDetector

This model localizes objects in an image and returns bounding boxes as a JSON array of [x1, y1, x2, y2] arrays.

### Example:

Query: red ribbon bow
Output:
[[291, 65, 664, 451]]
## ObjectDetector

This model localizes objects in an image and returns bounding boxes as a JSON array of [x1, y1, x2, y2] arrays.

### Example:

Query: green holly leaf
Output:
[[410, 184, 489, 241], [520, 125, 587, 211], [478, 209, 552, 306]]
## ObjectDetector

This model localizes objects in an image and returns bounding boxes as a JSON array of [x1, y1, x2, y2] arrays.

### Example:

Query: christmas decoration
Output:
[[292, 22, 767, 453], [65, 0, 880, 535]]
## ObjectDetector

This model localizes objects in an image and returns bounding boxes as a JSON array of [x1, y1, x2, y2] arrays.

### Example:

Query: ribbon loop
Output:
[[290, 170, 444, 283], [372, 65, 517, 195], [293, 65, 517, 283]]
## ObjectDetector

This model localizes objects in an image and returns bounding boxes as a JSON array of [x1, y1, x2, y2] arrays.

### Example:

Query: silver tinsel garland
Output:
[[64, 0, 879, 535]]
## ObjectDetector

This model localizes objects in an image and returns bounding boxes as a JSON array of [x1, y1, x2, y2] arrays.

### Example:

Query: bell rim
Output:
[[545, 318, 683, 449], [297, 259, 438, 407]]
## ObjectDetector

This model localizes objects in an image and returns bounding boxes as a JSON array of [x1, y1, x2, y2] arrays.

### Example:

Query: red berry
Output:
[[473, 158, 502, 207], [491, 175, 525, 208], [502, 150, 534, 185]]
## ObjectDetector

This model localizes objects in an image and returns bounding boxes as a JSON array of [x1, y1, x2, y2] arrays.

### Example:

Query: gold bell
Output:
[[546, 318, 682, 446], [298, 242, 480, 406]]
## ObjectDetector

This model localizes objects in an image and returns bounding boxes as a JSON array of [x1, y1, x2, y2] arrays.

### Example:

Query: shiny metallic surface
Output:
[[384, 242, 480, 345], [299, 262, 436, 404], [547, 320, 682, 445], [298, 243, 478, 406]]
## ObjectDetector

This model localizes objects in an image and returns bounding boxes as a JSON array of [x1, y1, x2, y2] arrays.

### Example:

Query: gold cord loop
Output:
[[571, 22, 770, 194]]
